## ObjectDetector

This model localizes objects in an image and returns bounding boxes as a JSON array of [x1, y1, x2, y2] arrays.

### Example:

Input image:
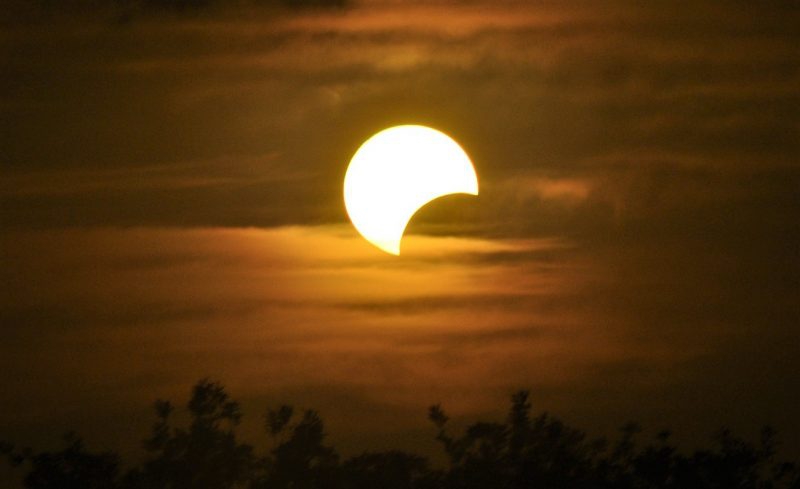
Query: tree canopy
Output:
[[3, 379, 799, 489]]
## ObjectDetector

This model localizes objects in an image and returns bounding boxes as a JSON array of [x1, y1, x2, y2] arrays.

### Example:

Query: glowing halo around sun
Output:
[[344, 125, 479, 255]]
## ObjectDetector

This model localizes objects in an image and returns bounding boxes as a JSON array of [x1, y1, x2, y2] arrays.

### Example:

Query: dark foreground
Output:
[[3, 380, 799, 489]]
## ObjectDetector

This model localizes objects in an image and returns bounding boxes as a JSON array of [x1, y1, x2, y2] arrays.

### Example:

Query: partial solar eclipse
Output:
[[344, 125, 479, 255]]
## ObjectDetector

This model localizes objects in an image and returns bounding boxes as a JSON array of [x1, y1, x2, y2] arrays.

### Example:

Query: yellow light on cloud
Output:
[[344, 125, 479, 255]]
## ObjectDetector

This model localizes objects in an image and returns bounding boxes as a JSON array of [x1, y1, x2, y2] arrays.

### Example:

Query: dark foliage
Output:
[[8, 433, 120, 489], [125, 380, 254, 489], [122, 0, 347, 11], [3, 380, 799, 489], [25, 0, 347, 13]]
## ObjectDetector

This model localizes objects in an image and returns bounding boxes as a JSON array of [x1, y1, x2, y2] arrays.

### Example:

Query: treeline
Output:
[[2, 379, 799, 489], [2, 0, 347, 27], [113, 0, 347, 11], [12, 0, 346, 14]]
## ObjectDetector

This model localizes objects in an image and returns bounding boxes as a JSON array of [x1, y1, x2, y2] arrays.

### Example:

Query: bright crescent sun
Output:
[[344, 125, 479, 255]]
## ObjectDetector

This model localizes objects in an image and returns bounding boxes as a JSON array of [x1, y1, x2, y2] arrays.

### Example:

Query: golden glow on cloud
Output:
[[344, 125, 479, 255]]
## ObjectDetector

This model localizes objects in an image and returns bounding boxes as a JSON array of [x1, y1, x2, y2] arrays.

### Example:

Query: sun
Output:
[[344, 125, 479, 255]]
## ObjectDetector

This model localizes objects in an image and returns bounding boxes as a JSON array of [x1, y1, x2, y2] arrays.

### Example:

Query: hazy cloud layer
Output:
[[0, 227, 599, 451]]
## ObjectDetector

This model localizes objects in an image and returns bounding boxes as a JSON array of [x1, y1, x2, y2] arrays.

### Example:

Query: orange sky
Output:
[[1, 0, 799, 478]]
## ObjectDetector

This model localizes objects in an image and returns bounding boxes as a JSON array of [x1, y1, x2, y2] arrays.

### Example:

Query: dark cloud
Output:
[[3, 1, 797, 232]]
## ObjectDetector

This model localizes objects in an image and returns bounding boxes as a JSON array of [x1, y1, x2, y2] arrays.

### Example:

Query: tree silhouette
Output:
[[255, 407, 338, 489], [3, 380, 799, 489], [430, 391, 607, 489], [341, 451, 437, 489], [124, 379, 255, 489], [2, 433, 120, 489]]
